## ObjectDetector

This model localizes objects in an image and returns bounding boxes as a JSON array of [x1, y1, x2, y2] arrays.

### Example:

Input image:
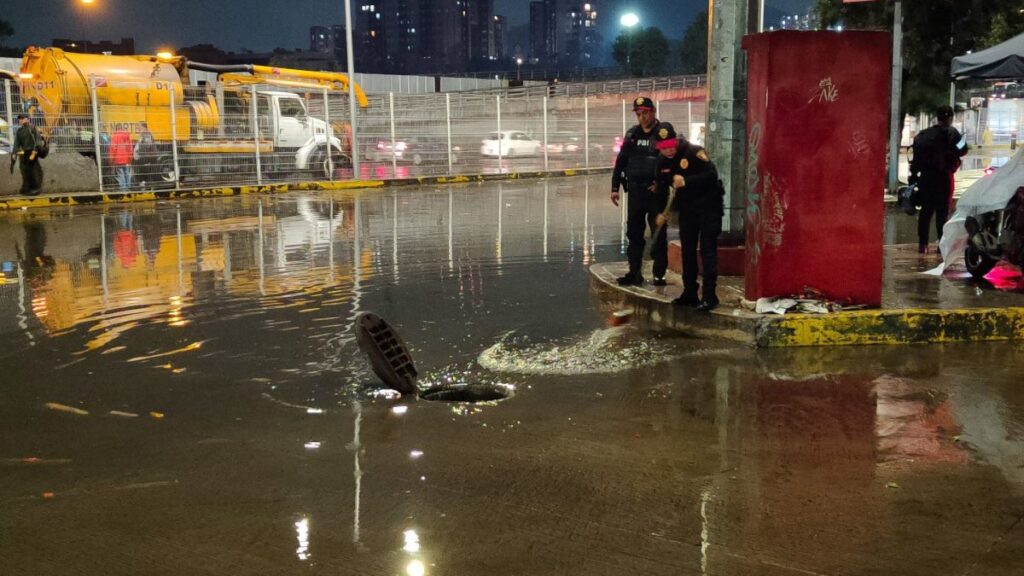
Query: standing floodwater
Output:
[[0, 175, 1021, 575]]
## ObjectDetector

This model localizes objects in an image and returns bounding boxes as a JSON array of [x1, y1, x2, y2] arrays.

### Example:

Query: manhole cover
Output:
[[420, 384, 512, 403], [354, 312, 418, 395]]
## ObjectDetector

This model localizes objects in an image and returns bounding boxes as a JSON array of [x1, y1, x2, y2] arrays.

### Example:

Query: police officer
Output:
[[909, 105, 968, 254], [611, 97, 669, 286], [654, 125, 723, 311], [12, 114, 44, 196]]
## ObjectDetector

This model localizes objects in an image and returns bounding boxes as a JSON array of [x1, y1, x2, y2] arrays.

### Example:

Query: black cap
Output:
[[654, 123, 678, 149], [632, 96, 655, 111], [16, 114, 27, 121], [936, 105, 954, 120]]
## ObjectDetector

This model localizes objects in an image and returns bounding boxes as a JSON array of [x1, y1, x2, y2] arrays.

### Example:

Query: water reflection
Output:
[[1, 178, 1022, 574]]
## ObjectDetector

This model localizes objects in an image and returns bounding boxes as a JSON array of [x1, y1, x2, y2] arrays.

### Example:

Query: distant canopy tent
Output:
[[951, 32, 1024, 80]]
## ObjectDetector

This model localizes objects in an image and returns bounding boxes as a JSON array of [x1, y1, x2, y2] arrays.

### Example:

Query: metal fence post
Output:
[[251, 85, 262, 186], [496, 95, 502, 165], [324, 88, 333, 181], [169, 84, 181, 190], [688, 100, 693, 135], [445, 93, 453, 175], [542, 96, 549, 171], [389, 92, 398, 177], [621, 99, 627, 137], [2, 80, 13, 154], [90, 77, 104, 193], [584, 97, 590, 168]]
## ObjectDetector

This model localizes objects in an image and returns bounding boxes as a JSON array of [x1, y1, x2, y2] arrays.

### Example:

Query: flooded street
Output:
[[0, 175, 1022, 575]]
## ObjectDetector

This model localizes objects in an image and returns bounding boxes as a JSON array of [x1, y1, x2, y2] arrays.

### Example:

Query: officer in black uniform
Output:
[[611, 97, 669, 286], [654, 125, 723, 311]]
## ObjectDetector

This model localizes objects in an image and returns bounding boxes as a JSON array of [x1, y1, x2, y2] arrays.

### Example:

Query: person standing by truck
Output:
[[110, 124, 134, 191], [12, 115, 43, 196]]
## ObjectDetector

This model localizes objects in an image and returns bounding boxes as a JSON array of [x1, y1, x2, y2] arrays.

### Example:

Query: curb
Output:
[[590, 263, 1024, 348], [0, 167, 613, 211]]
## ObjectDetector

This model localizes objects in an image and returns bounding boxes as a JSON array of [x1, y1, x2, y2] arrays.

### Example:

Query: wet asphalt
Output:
[[0, 174, 1022, 575]]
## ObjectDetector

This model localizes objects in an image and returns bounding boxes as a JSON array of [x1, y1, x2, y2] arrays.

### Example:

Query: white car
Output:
[[480, 130, 541, 158]]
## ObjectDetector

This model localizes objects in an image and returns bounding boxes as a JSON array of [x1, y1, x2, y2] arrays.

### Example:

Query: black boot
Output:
[[696, 296, 719, 312], [673, 290, 700, 306], [616, 272, 644, 286]]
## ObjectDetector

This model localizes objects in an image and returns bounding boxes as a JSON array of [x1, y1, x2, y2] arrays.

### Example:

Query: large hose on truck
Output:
[[185, 62, 256, 74]]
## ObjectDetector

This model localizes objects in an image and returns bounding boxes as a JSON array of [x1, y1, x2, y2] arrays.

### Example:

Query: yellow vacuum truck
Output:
[[16, 46, 369, 182]]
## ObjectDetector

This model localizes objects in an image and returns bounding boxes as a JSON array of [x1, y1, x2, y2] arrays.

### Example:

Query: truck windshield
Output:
[[279, 99, 307, 118]]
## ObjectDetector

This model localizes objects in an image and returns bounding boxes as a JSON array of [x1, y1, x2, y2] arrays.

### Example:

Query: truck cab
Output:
[[254, 91, 341, 173]]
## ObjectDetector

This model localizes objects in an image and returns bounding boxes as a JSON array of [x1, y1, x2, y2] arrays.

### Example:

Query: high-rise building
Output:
[[310, 26, 333, 53], [491, 14, 507, 61], [468, 0, 494, 64], [563, 3, 600, 67], [528, 2, 547, 63], [357, 2, 387, 71]]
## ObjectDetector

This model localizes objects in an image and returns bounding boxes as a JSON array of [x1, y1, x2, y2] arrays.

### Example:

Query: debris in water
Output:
[[45, 403, 89, 416]]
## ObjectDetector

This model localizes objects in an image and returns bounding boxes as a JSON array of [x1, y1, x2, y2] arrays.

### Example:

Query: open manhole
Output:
[[419, 384, 512, 403], [355, 312, 514, 404]]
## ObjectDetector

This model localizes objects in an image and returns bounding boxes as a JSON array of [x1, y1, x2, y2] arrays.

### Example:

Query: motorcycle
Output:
[[963, 186, 1024, 278]]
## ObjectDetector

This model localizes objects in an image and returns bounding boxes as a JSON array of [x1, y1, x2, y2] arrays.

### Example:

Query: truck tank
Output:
[[19, 47, 218, 148]]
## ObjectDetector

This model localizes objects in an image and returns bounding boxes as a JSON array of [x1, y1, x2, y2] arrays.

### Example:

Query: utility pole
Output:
[[706, 0, 756, 237], [344, 0, 360, 178], [887, 0, 903, 193]]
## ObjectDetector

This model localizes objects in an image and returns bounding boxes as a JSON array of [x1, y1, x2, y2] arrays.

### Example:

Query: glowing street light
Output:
[[516, 57, 523, 81], [620, 13, 640, 69]]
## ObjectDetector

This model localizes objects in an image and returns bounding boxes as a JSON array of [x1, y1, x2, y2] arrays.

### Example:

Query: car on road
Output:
[[365, 136, 460, 166], [480, 130, 541, 158], [545, 132, 583, 155]]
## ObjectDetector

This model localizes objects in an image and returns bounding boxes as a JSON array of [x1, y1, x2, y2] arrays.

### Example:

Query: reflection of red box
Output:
[[742, 31, 891, 306]]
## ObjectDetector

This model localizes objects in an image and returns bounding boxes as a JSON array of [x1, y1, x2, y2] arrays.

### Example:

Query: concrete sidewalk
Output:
[[591, 245, 1024, 347]]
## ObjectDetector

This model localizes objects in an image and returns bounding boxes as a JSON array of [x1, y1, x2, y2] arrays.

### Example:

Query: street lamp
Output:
[[516, 57, 523, 81], [620, 13, 639, 70]]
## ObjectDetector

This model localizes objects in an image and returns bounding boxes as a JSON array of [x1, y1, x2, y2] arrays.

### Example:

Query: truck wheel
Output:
[[157, 156, 177, 187], [965, 240, 997, 279]]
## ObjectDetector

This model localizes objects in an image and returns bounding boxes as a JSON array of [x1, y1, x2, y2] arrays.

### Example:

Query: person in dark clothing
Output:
[[654, 125, 724, 311], [909, 105, 968, 254], [12, 115, 44, 195], [611, 97, 669, 286]]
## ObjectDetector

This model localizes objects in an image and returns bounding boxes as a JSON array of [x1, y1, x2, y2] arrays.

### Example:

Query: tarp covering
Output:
[[951, 32, 1024, 80], [925, 147, 1024, 275]]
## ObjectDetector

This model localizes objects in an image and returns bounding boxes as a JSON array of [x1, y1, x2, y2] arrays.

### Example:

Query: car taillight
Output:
[[985, 167, 996, 176]]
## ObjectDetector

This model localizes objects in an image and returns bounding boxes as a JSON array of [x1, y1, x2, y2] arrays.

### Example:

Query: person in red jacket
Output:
[[110, 124, 134, 191]]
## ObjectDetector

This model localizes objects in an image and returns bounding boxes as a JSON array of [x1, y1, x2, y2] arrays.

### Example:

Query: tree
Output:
[[612, 26, 670, 77], [679, 11, 709, 75], [814, 0, 1024, 116]]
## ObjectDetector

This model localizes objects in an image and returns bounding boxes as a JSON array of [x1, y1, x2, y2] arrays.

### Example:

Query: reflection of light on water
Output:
[[407, 560, 425, 576], [295, 517, 311, 561], [478, 328, 677, 375], [403, 529, 421, 553]]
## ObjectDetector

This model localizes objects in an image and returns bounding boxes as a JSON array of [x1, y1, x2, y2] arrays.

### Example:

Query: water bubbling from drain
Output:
[[477, 327, 678, 375]]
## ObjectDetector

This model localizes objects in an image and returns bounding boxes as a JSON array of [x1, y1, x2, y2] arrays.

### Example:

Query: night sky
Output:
[[5, 0, 815, 54]]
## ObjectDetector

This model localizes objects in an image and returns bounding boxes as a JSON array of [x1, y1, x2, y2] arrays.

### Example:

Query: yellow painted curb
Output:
[[0, 167, 612, 211], [759, 307, 1024, 347]]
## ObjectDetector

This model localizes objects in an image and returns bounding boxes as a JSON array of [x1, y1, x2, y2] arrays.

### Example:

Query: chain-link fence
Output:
[[1, 74, 708, 194]]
